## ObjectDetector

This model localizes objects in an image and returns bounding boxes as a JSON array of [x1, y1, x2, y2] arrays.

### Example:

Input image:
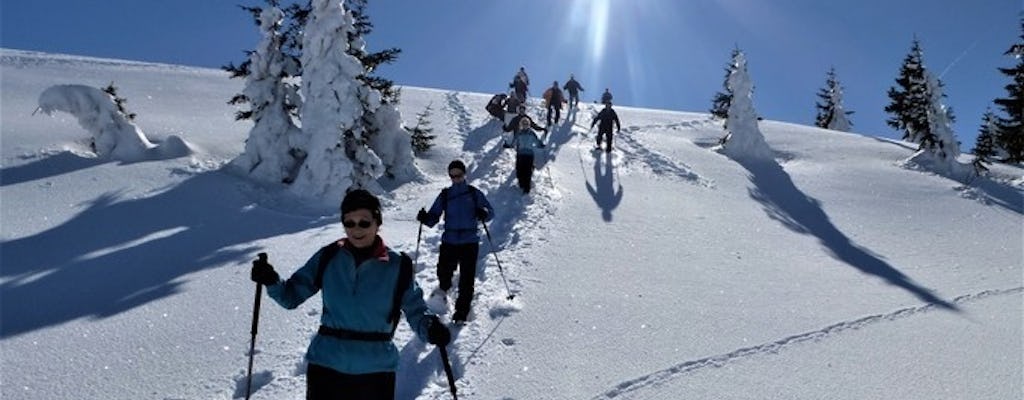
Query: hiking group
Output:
[[245, 67, 623, 400], [486, 67, 622, 192]]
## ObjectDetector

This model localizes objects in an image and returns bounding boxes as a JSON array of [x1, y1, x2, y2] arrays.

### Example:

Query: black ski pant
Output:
[[596, 130, 613, 151], [515, 154, 535, 192], [546, 102, 561, 125], [437, 242, 480, 318], [306, 363, 396, 400], [568, 93, 579, 108]]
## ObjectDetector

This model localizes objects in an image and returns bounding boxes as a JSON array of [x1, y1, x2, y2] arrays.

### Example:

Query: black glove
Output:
[[416, 208, 429, 224], [426, 316, 451, 346], [475, 208, 488, 221], [251, 257, 280, 286]]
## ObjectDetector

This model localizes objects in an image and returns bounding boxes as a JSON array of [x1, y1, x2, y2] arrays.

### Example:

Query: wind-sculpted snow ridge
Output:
[[590, 286, 1023, 400], [1, 49, 207, 73]]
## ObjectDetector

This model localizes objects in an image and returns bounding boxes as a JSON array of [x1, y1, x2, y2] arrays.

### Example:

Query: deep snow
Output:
[[1, 49, 1021, 399]]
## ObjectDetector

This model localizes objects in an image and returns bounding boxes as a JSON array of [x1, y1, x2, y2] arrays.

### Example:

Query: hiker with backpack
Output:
[[600, 88, 613, 105], [416, 160, 495, 324], [590, 101, 621, 153], [542, 81, 566, 126], [250, 189, 451, 400], [486, 93, 508, 121], [509, 67, 530, 102], [504, 106, 547, 193], [563, 74, 584, 109]]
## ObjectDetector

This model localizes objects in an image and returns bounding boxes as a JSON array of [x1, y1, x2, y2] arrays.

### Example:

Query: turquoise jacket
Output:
[[265, 237, 433, 374]]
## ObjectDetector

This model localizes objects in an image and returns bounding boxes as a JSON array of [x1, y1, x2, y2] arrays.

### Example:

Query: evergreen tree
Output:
[[720, 50, 774, 161], [342, 0, 417, 181], [228, 4, 307, 184], [407, 103, 437, 154], [101, 82, 136, 121], [972, 110, 999, 173], [224, 0, 302, 123], [345, 0, 402, 104], [994, 17, 1024, 163], [710, 47, 741, 122], [291, 0, 384, 197], [919, 71, 960, 161], [814, 67, 853, 131], [885, 39, 931, 143]]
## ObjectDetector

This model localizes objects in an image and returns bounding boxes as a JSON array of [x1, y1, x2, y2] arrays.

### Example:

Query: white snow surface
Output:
[[1, 49, 1022, 400]]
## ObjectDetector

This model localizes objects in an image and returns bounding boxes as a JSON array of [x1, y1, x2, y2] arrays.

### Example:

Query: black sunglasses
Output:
[[342, 219, 374, 229], [449, 173, 465, 179]]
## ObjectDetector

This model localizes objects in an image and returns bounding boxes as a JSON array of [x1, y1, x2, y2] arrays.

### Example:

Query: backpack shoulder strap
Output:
[[388, 252, 415, 332], [314, 241, 343, 289], [468, 185, 481, 210], [440, 187, 450, 212]]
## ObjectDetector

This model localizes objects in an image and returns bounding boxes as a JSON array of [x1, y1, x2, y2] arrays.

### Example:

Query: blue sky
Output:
[[2, 0, 1019, 147]]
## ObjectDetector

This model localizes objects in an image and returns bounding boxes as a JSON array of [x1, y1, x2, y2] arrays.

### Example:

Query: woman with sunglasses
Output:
[[417, 160, 495, 324], [250, 189, 451, 399]]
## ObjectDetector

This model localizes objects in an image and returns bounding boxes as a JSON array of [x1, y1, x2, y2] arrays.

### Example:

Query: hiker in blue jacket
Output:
[[417, 160, 495, 323], [503, 106, 546, 193], [251, 189, 450, 400]]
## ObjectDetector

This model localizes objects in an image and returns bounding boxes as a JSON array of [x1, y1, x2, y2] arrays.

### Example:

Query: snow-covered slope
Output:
[[2, 49, 1021, 400]]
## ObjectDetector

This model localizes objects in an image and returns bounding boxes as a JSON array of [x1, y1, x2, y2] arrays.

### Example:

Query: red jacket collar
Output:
[[338, 236, 389, 262]]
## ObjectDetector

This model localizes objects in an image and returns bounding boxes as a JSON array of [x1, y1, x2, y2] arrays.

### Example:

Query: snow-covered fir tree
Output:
[[719, 51, 774, 161], [290, 0, 381, 199], [346, 0, 401, 103], [228, 4, 307, 184], [343, 0, 419, 181], [917, 71, 960, 161], [902, 70, 970, 178], [994, 17, 1024, 163], [972, 110, 999, 173], [885, 39, 931, 144], [407, 103, 437, 154], [814, 67, 853, 132], [710, 47, 741, 123]]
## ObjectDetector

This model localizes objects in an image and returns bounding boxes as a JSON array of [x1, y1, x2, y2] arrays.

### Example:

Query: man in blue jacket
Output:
[[251, 189, 450, 399], [417, 160, 495, 323]]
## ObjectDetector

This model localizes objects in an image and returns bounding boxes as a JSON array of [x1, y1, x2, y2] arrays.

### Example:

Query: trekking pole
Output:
[[414, 222, 423, 266], [245, 252, 268, 400], [438, 345, 458, 399], [480, 222, 514, 300]]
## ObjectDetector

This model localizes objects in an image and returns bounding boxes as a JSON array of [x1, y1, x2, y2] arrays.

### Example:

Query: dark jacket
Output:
[[590, 107, 621, 134], [544, 87, 565, 106], [504, 114, 545, 132], [600, 90, 613, 104], [563, 79, 584, 95], [486, 94, 507, 118]]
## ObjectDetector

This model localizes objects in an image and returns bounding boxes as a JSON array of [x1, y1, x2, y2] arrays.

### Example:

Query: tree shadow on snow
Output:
[[1, 151, 108, 187], [735, 156, 958, 311], [0, 169, 333, 338], [586, 151, 624, 222]]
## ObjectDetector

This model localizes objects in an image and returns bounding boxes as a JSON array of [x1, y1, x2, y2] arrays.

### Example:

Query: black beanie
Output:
[[448, 160, 467, 173], [340, 189, 383, 224]]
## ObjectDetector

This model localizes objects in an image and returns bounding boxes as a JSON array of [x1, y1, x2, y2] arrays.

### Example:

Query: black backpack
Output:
[[313, 242, 414, 330]]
